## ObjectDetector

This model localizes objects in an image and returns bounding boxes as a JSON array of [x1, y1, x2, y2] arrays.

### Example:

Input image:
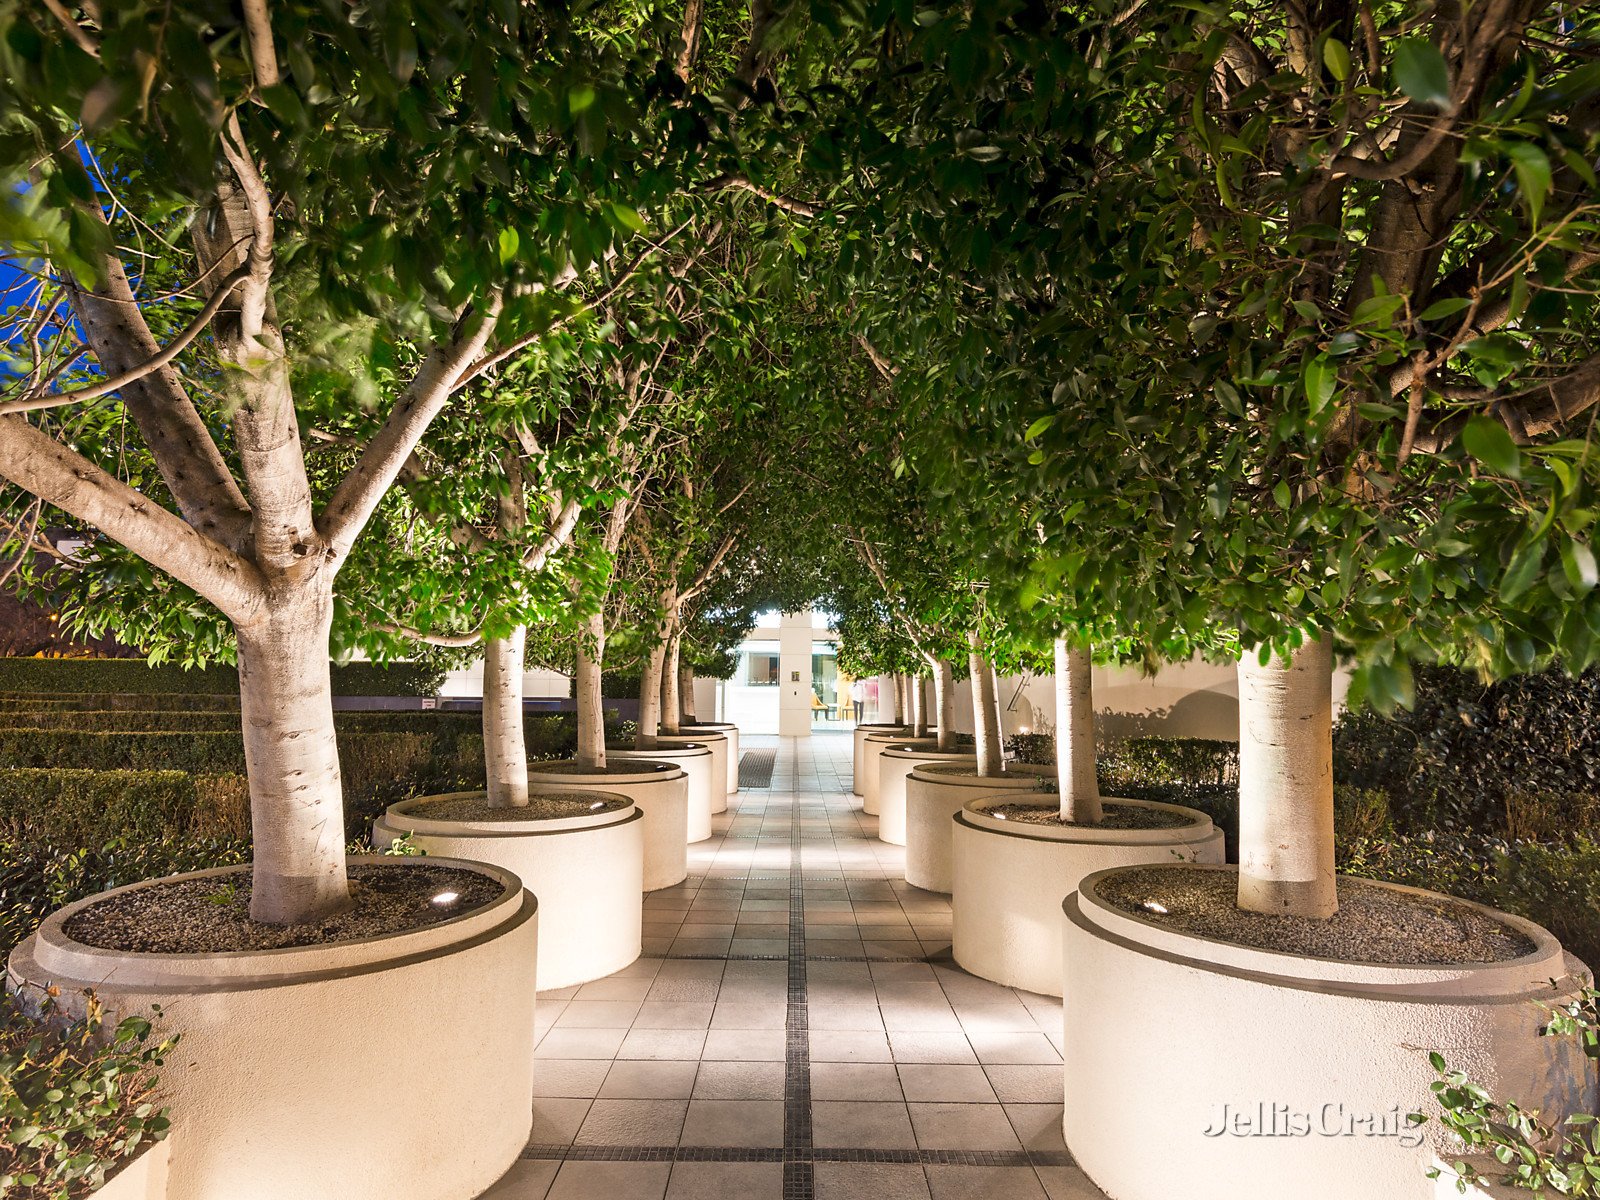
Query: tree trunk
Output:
[[895, 674, 908, 724], [1237, 637, 1337, 919], [934, 658, 956, 751], [661, 632, 682, 735], [909, 671, 927, 737], [969, 632, 1003, 777], [680, 663, 696, 723], [236, 587, 350, 925], [636, 635, 667, 749], [1055, 638, 1102, 823], [574, 611, 607, 770], [481, 627, 529, 808]]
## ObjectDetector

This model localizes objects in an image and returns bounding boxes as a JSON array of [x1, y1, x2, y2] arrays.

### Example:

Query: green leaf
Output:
[[1304, 354, 1337, 413], [607, 202, 646, 233], [1393, 39, 1452, 109], [1322, 38, 1351, 83], [1461, 416, 1521, 478], [567, 84, 597, 115], [1563, 540, 1598, 597], [1024, 415, 1055, 441], [497, 228, 519, 266], [1417, 297, 1471, 322], [1505, 143, 1552, 226]]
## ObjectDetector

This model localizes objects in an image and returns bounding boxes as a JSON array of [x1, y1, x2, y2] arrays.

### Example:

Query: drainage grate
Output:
[[738, 748, 778, 788]]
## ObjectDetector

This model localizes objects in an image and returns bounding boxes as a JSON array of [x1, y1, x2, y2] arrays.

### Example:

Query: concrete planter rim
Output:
[[962, 795, 1214, 845], [527, 760, 684, 785], [864, 729, 924, 745], [388, 790, 637, 835], [608, 742, 710, 756], [883, 745, 972, 760], [1071, 861, 1570, 991], [683, 721, 738, 731], [26, 853, 529, 986]]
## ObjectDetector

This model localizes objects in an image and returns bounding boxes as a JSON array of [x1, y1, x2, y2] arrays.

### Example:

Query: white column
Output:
[[778, 609, 814, 738]]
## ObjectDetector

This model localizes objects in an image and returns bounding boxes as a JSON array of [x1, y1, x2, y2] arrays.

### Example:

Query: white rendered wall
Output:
[[778, 610, 815, 738]]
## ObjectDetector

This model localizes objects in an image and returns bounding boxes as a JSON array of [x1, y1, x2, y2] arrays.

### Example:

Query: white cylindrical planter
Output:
[[375, 793, 642, 990], [608, 743, 715, 841], [863, 731, 932, 815], [657, 732, 728, 814], [952, 797, 1223, 996], [877, 746, 977, 846], [1063, 864, 1597, 1200], [687, 722, 741, 795], [526, 761, 689, 890], [8, 856, 538, 1200], [853, 723, 907, 797], [903, 764, 1042, 893]]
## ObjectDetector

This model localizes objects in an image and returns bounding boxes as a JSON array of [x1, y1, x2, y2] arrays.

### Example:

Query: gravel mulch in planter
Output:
[[921, 763, 1043, 779], [532, 761, 673, 776], [63, 863, 505, 954], [413, 792, 627, 821], [982, 801, 1196, 831], [1098, 866, 1537, 964]]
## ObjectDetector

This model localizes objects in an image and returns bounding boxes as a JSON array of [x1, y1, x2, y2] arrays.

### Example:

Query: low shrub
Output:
[[1004, 732, 1054, 766], [1340, 832, 1600, 972], [1099, 737, 1239, 790], [0, 990, 175, 1199], [0, 658, 445, 698]]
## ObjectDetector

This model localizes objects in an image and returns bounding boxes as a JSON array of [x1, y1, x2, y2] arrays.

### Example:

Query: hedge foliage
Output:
[[0, 658, 446, 697]]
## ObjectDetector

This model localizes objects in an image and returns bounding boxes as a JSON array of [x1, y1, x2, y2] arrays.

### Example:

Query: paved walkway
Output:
[[482, 733, 1104, 1200]]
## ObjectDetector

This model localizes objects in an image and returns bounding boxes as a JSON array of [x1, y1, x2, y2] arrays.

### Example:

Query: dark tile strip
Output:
[[783, 798, 814, 1200], [520, 1145, 1074, 1167]]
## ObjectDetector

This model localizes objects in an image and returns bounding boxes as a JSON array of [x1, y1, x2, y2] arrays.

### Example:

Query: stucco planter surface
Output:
[[656, 732, 729, 814], [853, 724, 907, 796], [1062, 863, 1596, 1200], [951, 796, 1223, 995], [687, 722, 741, 794], [607, 743, 715, 841], [862, 731, 934, 815], [7, 855, 538, 1200], [98, 1139, 170, 1200], [526, 761, 689, 890], [876, 747, 978, 846], [902, 765, 1045, 892], [375, 794, 641, 990]]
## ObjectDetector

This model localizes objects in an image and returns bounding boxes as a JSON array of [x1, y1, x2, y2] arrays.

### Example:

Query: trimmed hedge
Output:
[[0, 658, 445, 697]]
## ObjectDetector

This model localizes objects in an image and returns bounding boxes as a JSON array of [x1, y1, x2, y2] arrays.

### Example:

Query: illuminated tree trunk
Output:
[[481, 628, 530, 808], [660, 630, 682, 735], [968, 632, 1003, 777], [574, 611, 607, 770], [1054, 638, 1102, 823], [636, 634, 667, 750], [909, 671, 927, 736], [933, 658, 956, 751], [1237, 637, 1337, 919], [680, 663, 696, 723]]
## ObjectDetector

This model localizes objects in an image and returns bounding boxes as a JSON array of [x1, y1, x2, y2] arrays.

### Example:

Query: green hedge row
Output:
[[0, 709, 487, 736], [0, 658, 446, 697]]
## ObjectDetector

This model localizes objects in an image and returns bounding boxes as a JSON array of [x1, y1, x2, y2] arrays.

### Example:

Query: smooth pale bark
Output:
[[660, 633, 682, 735], [968, 633, 1003, 778], [481, 628, 529, 808], [236, 589, 349, 924], [574, 612, 607, 769], [680, 664, 696, 723], [1055, 638, 1102, 823], [1237, 638, 1337, 919], [896, 674, 909, 724], [934, 659, 956, 751], [909, 672, 927, 737], [635, 637, 667, 749]]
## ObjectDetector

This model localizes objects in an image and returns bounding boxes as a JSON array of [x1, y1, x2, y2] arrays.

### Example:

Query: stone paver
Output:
[[481, 733, 1096, 1200]]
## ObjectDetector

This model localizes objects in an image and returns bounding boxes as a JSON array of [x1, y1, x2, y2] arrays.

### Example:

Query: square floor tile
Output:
[[710, 1002, 787, 1030], [479, 1159, 559, 1199], [887, 1032, 977, 1064], [532, 1059, 611, 1098], [618, 1029, 708, 1060], [574, 977, 654, 1002], [691, 1060, 785, 1100], [598, 1060, 699, 1100], [573, 1098, 688, 1146], [812, 1100, 917, 1149], [898, 1064, 998, 1103], [666, 1162, 784, 1199], [547, 1161, 672, 1200], [701, 1029, 786, 1061], [529, 1097, 591, 1145], [633, 1001, 717, 1029], [1005, 1102, 1067, 1152], [924, 1165, 1046, 1200], [907, 1103, 1022, 1151], [810, 1061, 902, 1101], [965, 1032, 1061, 1065], [554, 1001, 642, 1029], [985, 1065, 1061, 1103], [1035, 1165, 1108, 1200], [536, 1028, 628, 1060], [814, 1162, 931, 1200], [680, 1098, 784, 1147], [811, 1030, 893, 1063]]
